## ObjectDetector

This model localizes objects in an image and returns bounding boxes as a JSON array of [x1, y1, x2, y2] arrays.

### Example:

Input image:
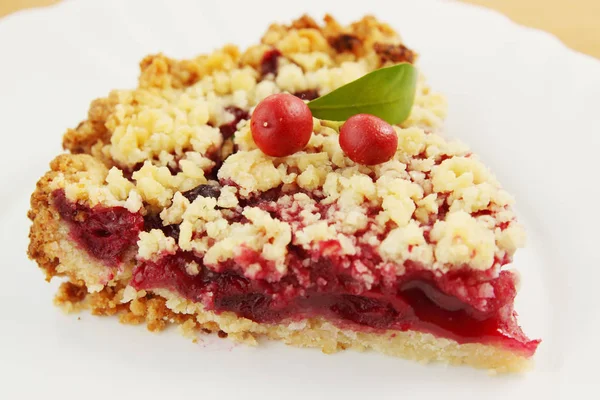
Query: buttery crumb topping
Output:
[[50, 15, 524, 284]]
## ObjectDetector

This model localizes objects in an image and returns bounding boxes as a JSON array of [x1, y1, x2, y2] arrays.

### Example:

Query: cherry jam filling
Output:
[[52, 190, 143, 267], [52, 191, 538, 354], [259, 48, 282, 77], [143, 213, 180, 242], [132, 250, 539, 355]]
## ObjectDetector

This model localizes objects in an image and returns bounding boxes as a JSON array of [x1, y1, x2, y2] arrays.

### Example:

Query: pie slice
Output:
[[28, 14, 540, 373]]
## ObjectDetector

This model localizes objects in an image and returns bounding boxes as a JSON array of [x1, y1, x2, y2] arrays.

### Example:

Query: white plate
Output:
[[1, 0, 599, 398]]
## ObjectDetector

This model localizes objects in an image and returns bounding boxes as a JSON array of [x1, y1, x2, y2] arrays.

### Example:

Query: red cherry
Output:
[[250, 93, 313, 157], [339, 114, 398, 165]]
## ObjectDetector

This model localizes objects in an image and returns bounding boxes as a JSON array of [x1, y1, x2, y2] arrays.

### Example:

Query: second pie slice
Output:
[[28, 15, 539, 373]]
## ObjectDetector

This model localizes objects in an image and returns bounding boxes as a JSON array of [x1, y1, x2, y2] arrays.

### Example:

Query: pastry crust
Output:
[[54, 278, 530, 374], [28, 154, 107, 281]]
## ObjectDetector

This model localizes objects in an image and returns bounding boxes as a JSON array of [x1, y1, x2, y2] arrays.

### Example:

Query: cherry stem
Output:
[[321, 120, 344, 133]]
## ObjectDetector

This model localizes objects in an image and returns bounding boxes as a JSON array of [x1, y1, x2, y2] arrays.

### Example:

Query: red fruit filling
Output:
[[52, 189, 144, 267], [131, 248, 539, 355], [260, 48, 282, 77], [53, 191, 539, 355]]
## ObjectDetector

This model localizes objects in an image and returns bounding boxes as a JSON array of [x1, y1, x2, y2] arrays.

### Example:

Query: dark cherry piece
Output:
[[52, 190, 143, 267], [166, 161, 182, 175], [182, 184, 221, 202], [293, 89, 320, 101], [260, 48, 282, 77], [143, 213, 181, 242]]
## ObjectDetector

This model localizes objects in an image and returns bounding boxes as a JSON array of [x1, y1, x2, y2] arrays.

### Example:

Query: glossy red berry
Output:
[[339, 114, 398, 165], [250, 93, 313, 157]]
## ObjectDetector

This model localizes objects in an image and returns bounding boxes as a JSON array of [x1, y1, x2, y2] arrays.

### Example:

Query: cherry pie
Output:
[[28, 14, 539, 372]]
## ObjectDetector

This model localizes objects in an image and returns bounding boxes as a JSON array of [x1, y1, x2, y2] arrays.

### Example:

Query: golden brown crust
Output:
[[55, 281, 201, 332], [374, 42, 416, 64], [63, 97, 116, 155], [289, 14, 320, 30], [54, 279, 531, 373], [328, 33, 363, 54], [28, 173, 60, 280], [136, 14, 402, 90], [139, 45, 242, 89], [28, 155, 97, 279]]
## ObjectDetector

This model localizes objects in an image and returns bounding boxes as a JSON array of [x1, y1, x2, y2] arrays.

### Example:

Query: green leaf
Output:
[[307, 63, 418, 125]]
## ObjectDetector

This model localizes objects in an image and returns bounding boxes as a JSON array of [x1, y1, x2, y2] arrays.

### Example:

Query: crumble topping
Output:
[[430, 211, 496, 271], [49, 15, 525, 286], [380, 221, 433, 266], [137, 230, 177, 260]]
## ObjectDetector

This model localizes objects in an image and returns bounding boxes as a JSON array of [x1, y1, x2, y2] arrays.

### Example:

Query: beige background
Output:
[[1, 0, 599, 59]]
